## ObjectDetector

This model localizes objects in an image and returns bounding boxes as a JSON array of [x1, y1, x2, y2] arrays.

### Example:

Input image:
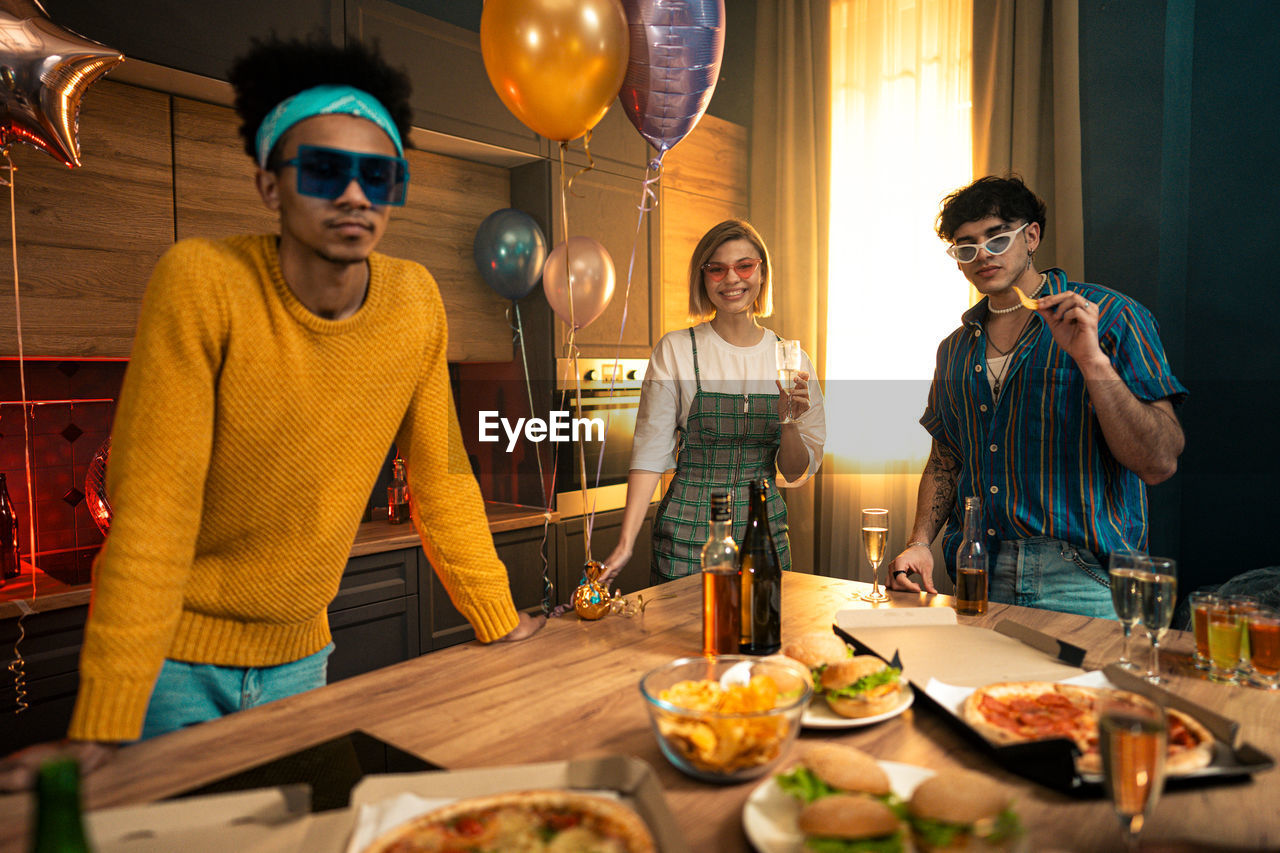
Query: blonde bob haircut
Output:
[[687, 219, 773, 322]]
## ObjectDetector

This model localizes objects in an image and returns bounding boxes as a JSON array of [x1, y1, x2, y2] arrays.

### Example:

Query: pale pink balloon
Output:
[[542, 237, 616, 329]]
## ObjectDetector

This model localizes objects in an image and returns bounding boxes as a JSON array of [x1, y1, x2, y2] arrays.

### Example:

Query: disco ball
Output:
[[85, 438, 111, 535]]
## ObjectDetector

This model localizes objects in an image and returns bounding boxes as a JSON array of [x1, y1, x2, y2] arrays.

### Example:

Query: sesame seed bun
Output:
[[797, 794, 901, 842], [908, 769, 1012, 826], [782, 632, 852, 670], [800, 743, 891, 796], [821, 657, 904, 719]]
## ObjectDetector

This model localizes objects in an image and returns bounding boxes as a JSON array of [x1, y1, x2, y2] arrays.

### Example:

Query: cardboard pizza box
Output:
[[85, 755, 685, 853]]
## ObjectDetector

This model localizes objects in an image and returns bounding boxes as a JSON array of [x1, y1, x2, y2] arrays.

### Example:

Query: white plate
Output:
[[802, 683, 914, 729], [743, 760, 936, 853]]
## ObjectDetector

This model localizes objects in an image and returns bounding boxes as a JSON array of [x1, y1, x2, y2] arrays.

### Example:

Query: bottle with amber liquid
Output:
[[955, 496, 988, 615], [739, 479, 782, 655], [701, 492, 740, 655], [0, 472, 20, 582], [30, 757, 92, 853], [387, 456, 410, 524]]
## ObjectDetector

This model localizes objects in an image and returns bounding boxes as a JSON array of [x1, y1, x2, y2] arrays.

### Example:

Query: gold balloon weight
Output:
[[573, 560, 612, 621]]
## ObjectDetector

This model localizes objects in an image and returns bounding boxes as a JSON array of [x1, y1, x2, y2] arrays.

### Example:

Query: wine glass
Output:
[[1109, 549, 1146, 670], [859, 508, 890, 602], [775, 339, 802, 423], [1136, 557, 1177, 685], [1099, 690, 1168, 850]]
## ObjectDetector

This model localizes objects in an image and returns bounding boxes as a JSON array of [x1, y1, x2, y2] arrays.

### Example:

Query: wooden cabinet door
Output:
[[328, 595, 420, 683], [0, 82, 172, 358], [347, 0, 543, 158], [0, 604, 89, 752], [551, 169, 656, 358]]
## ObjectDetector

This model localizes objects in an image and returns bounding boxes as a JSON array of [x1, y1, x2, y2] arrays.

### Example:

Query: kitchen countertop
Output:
[[0, 501, 556, 619], [0, 572, 1274, 852]]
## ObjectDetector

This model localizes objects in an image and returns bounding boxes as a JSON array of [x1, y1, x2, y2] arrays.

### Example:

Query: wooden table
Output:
[[1, 572, 1276, 851]]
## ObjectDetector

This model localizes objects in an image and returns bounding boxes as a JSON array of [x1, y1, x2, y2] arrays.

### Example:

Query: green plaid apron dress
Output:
[[651, 328, 791, 580]]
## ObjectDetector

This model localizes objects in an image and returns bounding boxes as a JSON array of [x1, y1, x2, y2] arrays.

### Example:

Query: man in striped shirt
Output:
[[887, 176, 1186, 617]]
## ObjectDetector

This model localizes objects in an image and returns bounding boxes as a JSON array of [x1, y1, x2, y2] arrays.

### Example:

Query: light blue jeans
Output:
[[987, 538, 1114, 618], [139, 642, 334, 740]]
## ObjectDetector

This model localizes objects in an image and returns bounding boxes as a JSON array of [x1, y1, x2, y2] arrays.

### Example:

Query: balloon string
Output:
[[557, 142, 592, 563], [508, 303, 557, 614], [587, 154, 666, 551], [4, 147, 33, 714], [565, 129, 596, 198]]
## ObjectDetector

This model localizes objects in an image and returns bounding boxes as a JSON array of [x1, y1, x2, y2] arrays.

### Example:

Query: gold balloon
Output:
[[480, 0, 629, 142], [573, 560, 612, 621]]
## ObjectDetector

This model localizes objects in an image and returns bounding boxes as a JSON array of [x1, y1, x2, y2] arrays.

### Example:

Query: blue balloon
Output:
[[619, 0, 726, 156], [473, 208, 548, 301]]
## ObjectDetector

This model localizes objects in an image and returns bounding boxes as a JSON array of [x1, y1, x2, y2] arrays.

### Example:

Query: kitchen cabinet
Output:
[[347, 0, 543, 159], [425, 522, 557, 651], [327, 548, 420, 683], [41, 0, 343, 82], [0, 604, 88, 753], [0, 81, 172, 359]]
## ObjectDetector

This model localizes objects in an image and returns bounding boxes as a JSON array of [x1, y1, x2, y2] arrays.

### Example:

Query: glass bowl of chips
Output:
[[639, 655, 813, 784]]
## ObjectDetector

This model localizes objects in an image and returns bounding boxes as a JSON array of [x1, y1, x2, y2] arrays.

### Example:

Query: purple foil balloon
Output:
[[619, 0, 725, 157]]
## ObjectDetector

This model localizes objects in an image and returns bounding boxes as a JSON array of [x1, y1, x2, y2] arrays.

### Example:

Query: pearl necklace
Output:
[[988, 273, 1047, 315]]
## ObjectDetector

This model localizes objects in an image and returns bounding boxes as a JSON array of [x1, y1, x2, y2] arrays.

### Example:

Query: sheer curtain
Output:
[[819, 0, 973, 585]]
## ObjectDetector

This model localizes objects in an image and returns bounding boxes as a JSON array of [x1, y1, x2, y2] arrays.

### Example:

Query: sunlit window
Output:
[[826, 0, 972, 468]]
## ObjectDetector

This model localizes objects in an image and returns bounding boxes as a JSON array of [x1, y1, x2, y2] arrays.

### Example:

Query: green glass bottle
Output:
[[30, 758, 92, 853]]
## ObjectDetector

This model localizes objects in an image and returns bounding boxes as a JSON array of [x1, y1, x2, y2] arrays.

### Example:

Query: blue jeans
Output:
[[140, 643, 334, 740], [987, 538, 1114, 618]]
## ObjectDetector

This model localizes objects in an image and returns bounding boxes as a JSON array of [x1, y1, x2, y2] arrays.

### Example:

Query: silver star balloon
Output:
[[0, 0, 123, 167]]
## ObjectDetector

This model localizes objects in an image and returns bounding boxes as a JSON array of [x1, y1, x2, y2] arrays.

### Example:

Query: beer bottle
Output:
[[0, 472, 19, 582], [30, 758, 93, 853], [701, 492, 739, 655], [387, 456, 410, 524], [739, 479, 781, 655], [955, 496, 988, 615]]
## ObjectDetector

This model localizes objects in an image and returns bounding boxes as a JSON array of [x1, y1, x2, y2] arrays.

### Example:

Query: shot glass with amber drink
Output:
[[1189, 591, 1221, 671], [1246, 607, 1280, 690]]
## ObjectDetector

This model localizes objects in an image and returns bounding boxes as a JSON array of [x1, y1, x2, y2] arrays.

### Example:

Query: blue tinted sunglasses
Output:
[[279, 144, 409, 207]]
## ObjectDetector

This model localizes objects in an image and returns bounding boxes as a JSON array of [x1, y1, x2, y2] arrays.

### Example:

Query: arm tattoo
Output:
[[924, 442, 961, 536]]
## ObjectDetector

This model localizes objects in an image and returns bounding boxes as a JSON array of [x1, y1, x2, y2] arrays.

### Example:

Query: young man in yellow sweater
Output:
[[0, 37, 542, 786]]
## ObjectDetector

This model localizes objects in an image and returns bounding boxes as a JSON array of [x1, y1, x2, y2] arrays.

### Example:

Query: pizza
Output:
[[360, 789, 657, 853], [962, 681, 1214, 776]]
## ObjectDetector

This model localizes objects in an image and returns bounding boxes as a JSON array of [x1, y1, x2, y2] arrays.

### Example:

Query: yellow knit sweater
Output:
[[69, 235, 519, 741]]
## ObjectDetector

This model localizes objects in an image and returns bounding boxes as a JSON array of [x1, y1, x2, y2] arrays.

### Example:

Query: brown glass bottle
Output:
[[701, 492, 740, 655], [0, 472, 19, 581], [738, 479, 781, 655], [387, 457, 410, 524]]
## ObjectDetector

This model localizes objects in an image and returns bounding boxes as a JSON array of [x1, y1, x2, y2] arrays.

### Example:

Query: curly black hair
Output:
[[935, 175, 1047, 242], [227, 35, 414, 165]]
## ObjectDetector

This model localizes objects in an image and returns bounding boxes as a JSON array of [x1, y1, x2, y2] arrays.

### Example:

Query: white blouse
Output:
[[629, 323, 826, 486]]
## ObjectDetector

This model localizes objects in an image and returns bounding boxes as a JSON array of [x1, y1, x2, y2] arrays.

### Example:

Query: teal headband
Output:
[[254, 84, 404, 167]]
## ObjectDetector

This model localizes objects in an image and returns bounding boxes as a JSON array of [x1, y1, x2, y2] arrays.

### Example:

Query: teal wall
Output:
[[1079, 1, 1280, 592]]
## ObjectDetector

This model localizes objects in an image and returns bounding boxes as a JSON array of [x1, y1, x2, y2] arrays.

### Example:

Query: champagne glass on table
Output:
[[775, 339, 802, 423], [1108, 549, 1147, 670], [859, 508, 890, 602], [1137, 557, 1177, 685], [1099, 690, 1168, 850]]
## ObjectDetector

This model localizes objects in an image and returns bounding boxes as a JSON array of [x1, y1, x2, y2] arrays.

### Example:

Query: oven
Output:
[[554, 357, 651, 517]]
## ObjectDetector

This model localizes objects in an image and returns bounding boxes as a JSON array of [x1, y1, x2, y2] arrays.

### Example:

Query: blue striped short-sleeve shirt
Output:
[[921, 268, 1188, 570]]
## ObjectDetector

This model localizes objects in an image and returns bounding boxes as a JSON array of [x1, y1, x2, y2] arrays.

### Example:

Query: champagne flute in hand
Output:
[[1137, 557, 1177, 685], [775, 339, 802, 423], [860, 508, 890, 602], [1109, 548, 1146, 670], [1100, 690, 1168, 851]]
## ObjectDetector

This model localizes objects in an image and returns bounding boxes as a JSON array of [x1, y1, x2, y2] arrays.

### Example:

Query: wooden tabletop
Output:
[[1, 572, 1275, 852]]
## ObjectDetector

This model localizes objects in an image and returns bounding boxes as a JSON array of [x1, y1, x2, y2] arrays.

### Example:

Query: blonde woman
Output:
[[603, 220, 826, 584]]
